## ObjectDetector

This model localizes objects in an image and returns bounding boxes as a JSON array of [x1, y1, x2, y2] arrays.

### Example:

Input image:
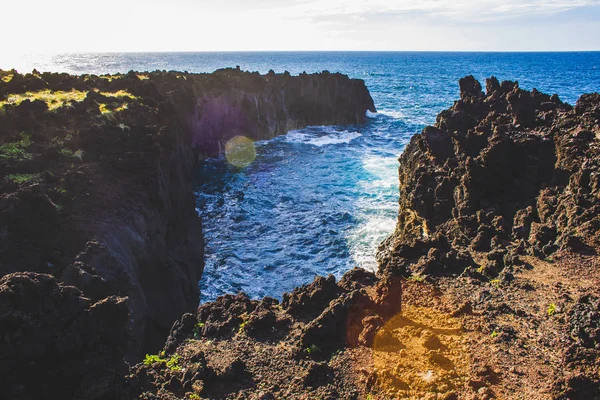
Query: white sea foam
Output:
[[366, 110, 379, 118], [285, 127, 361, 147], [346, 154, 400, 272], [379, 109, 406, 119]]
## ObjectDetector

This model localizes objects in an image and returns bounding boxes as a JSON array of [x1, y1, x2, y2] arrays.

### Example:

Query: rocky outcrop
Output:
[[124, 77, 600, 400], [378, 76, 600, 277], [0, 273, 129, 399], [151, 68, 376, 157], [0, 68, 374, 399], [128, 268, 402, 399]]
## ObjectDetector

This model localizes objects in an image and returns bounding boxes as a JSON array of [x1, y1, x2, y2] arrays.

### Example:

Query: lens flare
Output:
[[225, 135, 256, 168]]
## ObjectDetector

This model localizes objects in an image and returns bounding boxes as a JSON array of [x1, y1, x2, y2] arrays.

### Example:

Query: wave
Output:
[[379, 109, 406, 119], [285, 127, 361, 147]]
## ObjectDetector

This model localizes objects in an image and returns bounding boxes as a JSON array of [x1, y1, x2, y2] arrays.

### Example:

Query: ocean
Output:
[[5, 52, 599, 301]]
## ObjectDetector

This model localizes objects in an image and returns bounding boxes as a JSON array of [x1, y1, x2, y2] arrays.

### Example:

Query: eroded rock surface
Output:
[[0, 68, 374, 399], [379, 76, 600, 278]]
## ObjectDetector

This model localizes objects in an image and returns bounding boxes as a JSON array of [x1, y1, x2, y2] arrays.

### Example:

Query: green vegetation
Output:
[[143, 353, 182, 371], [193, 322, 205, 338], [408, 274, 425, 282], [544, 257, 554, 263], [1, 89, 88, 111], [304, 344, 321, 355], [60, 148, 73, 157], [490, 279, 501, 288], [0, 132, 32, 160], [0, 89, 137, 111], [491, 330, 499, 338], [5, 173, 40, 184], [238, 320, 249, 334], [548, 303, 557, 316], [99, 102, 129, 117], [98, 75, 121, 82], [186, 394, 201, 400]]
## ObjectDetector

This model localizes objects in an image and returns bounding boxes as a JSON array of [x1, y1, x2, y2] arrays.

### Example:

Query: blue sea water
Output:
[[5, 52, 599, 302]]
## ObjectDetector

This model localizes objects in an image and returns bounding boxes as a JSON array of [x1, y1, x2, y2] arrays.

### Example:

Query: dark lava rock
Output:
[[568, 295, 600, 349], [379, 76, 600, 277], [282, 275, 343, 321], [0, 272, 129, 400]]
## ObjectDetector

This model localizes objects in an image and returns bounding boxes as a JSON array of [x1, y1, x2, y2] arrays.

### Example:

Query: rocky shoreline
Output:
[[0, 68, 374, 399], [1, 70, 599, 400], [126, 78, 600, 400]]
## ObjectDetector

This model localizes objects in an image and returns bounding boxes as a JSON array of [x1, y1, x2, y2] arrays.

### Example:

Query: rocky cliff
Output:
[[128, 78, 600, 400], [0, 68, 375, 399], [378, 75, 600, 277]]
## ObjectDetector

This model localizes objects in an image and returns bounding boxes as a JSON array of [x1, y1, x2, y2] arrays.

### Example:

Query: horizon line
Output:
[[6, 49, 600, 55]]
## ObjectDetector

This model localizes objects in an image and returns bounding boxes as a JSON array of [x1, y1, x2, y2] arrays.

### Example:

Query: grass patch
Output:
[[1, 74, 14, 83], [99, 102, 129, 117], [5, 173, 40, 184], [548, 303, 557, 316], [143, 353, 182, 371], [491, 330, 499, 338], [137, 74, 149, 80], [0, 89, 137, 111], [0, 132, 32, 160], [408, 274, 425, 282], [1, 89, 88, 111], [99, 75, 121, 82], [238, 320, 249, 334], [304, 344, 321, 355]]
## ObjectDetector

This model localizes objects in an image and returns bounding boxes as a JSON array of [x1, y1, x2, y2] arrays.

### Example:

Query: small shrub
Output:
[[143, 353, 181, 371], [73, 149, 84, 161], [408, 274, 425, 282], [166, 354, 181, 371], [304, 344, 321, 355], [193, 322, 205, 338], [5, 173, 40, 184], [548, 303, 557, 316], [0, 133, 32, 160], [491, 330, 499, 338], [143, 354, 165, 365], [490, 279, 501, 288], [238, 320, 249, 334]]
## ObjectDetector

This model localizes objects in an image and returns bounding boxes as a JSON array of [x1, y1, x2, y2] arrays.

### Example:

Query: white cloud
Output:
[[0, 0, 599, 55], [274, 0, 600, 20]]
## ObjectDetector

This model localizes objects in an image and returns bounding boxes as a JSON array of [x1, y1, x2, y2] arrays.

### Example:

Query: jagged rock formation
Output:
[[131, 77, 600, 400], [378, 75, 600, 278], [151, 69, 376, 157], [128, 269, 403, 400], [0, 273, 129, 399], [0, 68, 374, 399]]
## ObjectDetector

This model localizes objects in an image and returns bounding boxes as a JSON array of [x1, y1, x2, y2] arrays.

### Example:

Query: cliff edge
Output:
[[0, 68, 375, 400], [129, 77, 600, 400]]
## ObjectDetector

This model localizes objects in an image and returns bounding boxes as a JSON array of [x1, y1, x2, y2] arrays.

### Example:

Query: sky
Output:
[[4, 0, 600, 52]]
